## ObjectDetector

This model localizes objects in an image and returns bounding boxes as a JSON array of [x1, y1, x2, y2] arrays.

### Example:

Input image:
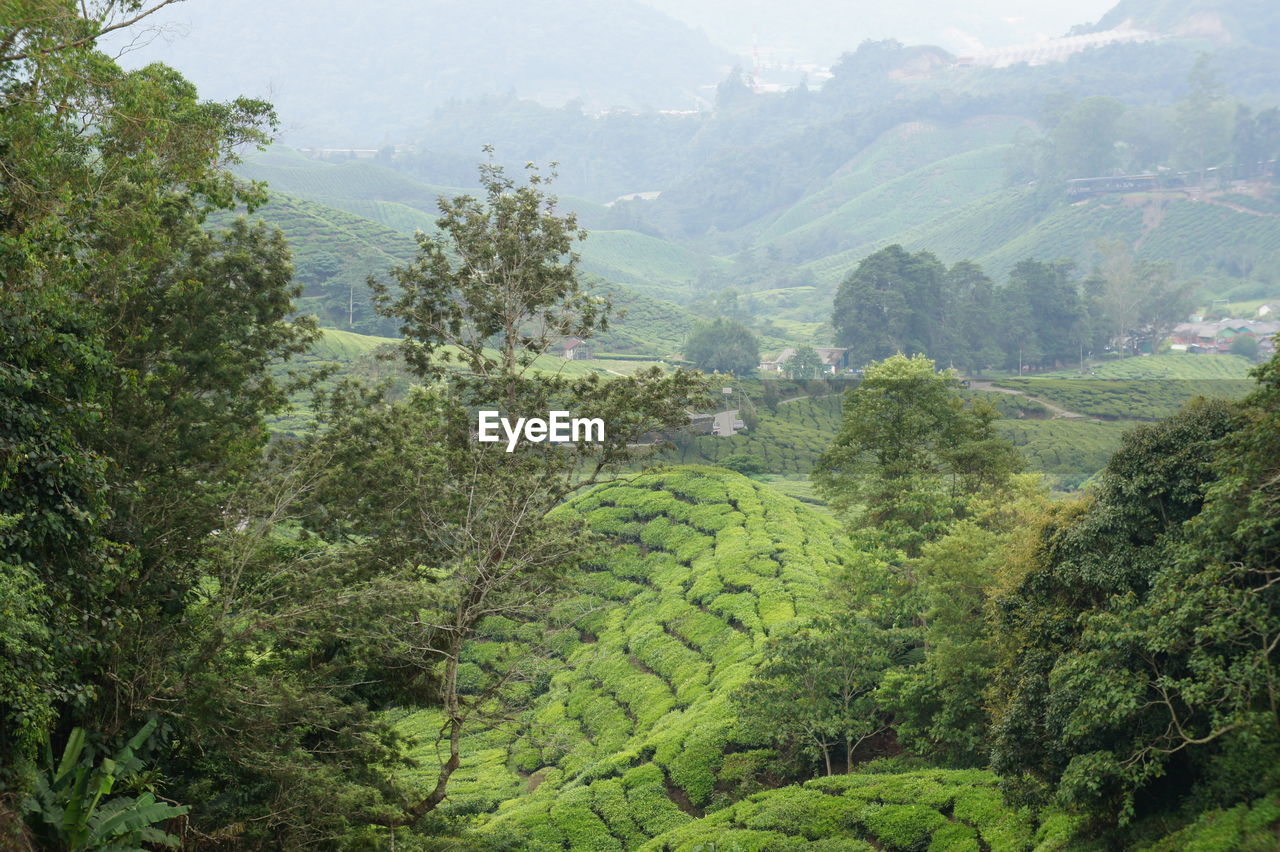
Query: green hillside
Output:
[[670, 396, 843, 476], [577, 230, 730, 300], [238, 130, 1280, 328], [995, 354, 1256, 421], [774, 146, 1012, 273], [642, 769, 1059, 852], [758, 116, 1030, 243], [394, 467, 855, 849], [590, 282, 704, 356], [223, 191, 417, 333], [229, 180, 707, 352], [384, 465, 1277, 851], [235, 154, 467, 205]]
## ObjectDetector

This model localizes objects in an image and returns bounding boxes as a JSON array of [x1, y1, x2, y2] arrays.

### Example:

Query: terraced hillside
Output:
[[671, 396, 842, 475], [642, 769, 1068, 852], [994, 354, 1256, 422], [240, 132, 1280, 330], [389, 467, 1262, 851], [395, 468, 861, 849]]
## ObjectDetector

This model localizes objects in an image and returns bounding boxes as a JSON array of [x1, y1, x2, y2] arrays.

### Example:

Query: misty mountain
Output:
[[641, 0, 1117, 61], [109, 0, 730, 146], [1094, 0, 1280, 45]]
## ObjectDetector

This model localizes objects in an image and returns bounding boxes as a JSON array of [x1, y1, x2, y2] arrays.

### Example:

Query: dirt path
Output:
[[969, 380, 1095, 421]]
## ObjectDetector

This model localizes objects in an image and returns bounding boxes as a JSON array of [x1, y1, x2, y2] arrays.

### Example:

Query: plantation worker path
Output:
[[968, 380, 1095, 421]]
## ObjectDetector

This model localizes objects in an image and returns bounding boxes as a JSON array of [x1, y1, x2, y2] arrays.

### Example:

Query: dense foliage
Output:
[[832, 244, 1196, 372], [683, 318, 761, 377]]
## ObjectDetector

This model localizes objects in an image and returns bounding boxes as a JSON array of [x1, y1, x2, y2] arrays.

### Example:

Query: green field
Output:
[[760, 115, 1029, 243], [995, 354, 1255, 421], [995, 419, 1130, 478]]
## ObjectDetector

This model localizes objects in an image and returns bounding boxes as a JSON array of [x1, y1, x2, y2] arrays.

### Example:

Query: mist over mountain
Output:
[[109, 0, 730, 146], [642, 0, 1117, 61], [1094, 0, 1280, 44]]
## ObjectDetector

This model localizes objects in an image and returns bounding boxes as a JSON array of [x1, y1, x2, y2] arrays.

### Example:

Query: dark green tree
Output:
[[1002, 260, 1084, 368], [683, 317, 760, 376], [832, 245, 948, 367], [989, 399, 1238, 823], [948, 261, 1002, 373], [735, 614, 906, 776]]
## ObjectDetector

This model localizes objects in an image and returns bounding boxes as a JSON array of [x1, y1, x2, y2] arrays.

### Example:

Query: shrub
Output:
[[860, 804, 948, 851]]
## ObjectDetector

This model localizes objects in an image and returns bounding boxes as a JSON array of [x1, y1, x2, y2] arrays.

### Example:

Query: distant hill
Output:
[[109, 0, 729, 145], [642, 0, 1116, 60], [223, 160, 715, 355], [1094, 0, 1280, 45]]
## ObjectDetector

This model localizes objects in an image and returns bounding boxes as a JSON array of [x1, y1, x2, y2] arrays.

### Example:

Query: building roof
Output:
[[559, 336, 587, 350], [814, 347, 848, 365], [1173, 319, 1280, 339]]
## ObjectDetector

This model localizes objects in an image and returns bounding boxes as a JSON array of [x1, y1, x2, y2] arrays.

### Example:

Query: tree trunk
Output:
[[368, 637, 464, 827]]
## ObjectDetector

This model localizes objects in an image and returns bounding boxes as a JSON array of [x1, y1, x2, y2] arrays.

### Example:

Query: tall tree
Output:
[[1092, 240, 1195, 354], [1, 0, 312, 778], [1002, 259, 1084, 368], [989, 399, 1238, 823], [947, 260, 1002, 373], [833, 245, 948, 367], [814, 354, 1022, 556], [364, 158, 708, 827]]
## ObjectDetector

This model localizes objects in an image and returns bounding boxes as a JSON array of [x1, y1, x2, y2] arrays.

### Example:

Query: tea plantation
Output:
[[994, 354, 1255, 421], [385, 467, 1275, 851], [670, 396, 843, 476], [394, 467, 861, 849], [390, 466, 1268, 852], [641, 770, 1067, 852]]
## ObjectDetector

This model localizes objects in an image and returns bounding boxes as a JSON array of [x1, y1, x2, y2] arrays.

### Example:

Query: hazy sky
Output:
[[99, 0, 1132, 145], [642, 0, 1123, 60]]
